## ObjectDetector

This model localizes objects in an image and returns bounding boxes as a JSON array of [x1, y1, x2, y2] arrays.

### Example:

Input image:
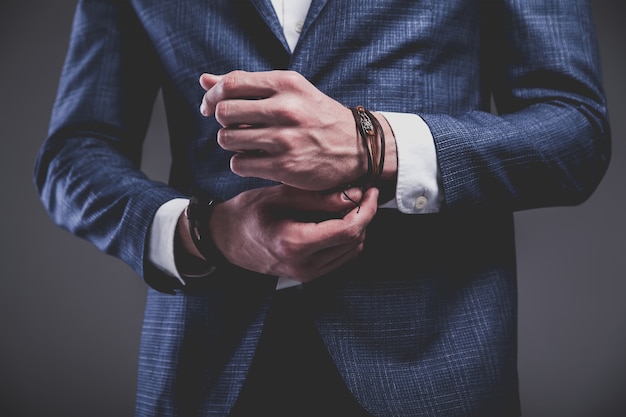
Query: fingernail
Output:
[[342, 187, 362, 203]]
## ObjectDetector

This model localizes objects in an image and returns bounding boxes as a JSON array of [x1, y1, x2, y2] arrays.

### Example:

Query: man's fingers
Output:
[[290, 240, 365, 282], [218, 127, 283, 153], [213, 99, 273, 127], [275, 186, 364, 212], [200, 71, 278, 117], [313, 240, 365, 275], [342, 187, 379, 223], [315, 187, 365, 212], [229, 152, 278, 181], [199, 74, 222, 116], [199, 73, 222, 91], [299, 187, 378, 252]]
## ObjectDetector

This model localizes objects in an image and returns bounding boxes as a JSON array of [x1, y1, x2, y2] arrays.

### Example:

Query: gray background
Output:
[[1, 1, 624, 416]]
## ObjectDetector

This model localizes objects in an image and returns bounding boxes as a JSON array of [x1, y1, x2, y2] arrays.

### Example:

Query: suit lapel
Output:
[[248, 0, 330, 55], [249, 0, 291, 52], [300, 0, 329, 38]]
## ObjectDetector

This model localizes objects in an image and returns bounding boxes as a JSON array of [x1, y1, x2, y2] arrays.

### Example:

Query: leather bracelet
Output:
[[350, 105, 385, 186], [359, 105, 385, 180], [350, 106, 374, 186], [185, 196, 226, 267]]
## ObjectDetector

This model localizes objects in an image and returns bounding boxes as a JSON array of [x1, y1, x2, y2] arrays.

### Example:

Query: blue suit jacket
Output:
[[34, 0, 610, 415]]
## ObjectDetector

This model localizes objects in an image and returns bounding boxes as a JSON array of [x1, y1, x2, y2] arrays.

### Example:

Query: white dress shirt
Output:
[[148, 0, 442, 286]]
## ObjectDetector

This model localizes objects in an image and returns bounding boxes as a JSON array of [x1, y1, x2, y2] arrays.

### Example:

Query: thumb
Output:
[[304, 187, 364, 213], [328, 187, 364, 211]]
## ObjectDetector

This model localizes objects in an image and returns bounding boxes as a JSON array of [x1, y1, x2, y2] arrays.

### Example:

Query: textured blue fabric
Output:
[[34, 0, 610, 416]]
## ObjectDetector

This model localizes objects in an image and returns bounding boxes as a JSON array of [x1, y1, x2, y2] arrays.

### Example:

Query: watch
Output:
[[185, 196, 226, 268]]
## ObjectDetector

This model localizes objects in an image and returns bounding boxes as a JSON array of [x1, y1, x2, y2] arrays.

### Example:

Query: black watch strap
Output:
[[185, 196, 226, 268]]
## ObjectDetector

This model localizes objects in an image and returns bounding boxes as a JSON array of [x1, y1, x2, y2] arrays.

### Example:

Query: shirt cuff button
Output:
[[414, 195, 428, 210]]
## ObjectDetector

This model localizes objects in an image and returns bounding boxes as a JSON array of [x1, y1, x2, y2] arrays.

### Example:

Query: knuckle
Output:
[[216, 128, 227, 146], [221, 71, 242, 93], [274, 237, 296, 260], [280, 70, 299, 87], [273, 129, 295, 151], [272, 104, 296, 123], [276, 71, 304, 94], [214, 101, 230, 125], [342, 224, 364, 242], [229, 155, 246, 176], [284, 70, 303, 84]]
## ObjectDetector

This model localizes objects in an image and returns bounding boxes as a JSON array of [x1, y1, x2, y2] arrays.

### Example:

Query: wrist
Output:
[[186, 197, 227, 267], [173, 197, 226, 277], [347, 107, 398, 203], [370, 112, 397, 203], [174, 205, 214, 277], [176, 207, 204, 260], [372, 112, 398, 184]]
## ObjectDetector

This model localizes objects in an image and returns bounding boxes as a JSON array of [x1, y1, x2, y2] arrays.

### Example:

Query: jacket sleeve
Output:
[[33, 0, 185, 280], [421, 0, 611, 212]]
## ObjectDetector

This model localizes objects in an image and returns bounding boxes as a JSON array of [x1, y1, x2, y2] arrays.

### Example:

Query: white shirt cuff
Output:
[[276, 277, 302, 290], [378, 111, 442, 214], [148, 198, 190, 285]]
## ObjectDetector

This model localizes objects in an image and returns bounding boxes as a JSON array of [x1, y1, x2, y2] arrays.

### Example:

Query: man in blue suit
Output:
[[34, 0, 610, 416]]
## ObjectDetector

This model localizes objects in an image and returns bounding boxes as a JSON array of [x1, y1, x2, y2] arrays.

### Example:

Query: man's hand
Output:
[[199, 70, 369, 191], [207, 185, 379, 282]]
